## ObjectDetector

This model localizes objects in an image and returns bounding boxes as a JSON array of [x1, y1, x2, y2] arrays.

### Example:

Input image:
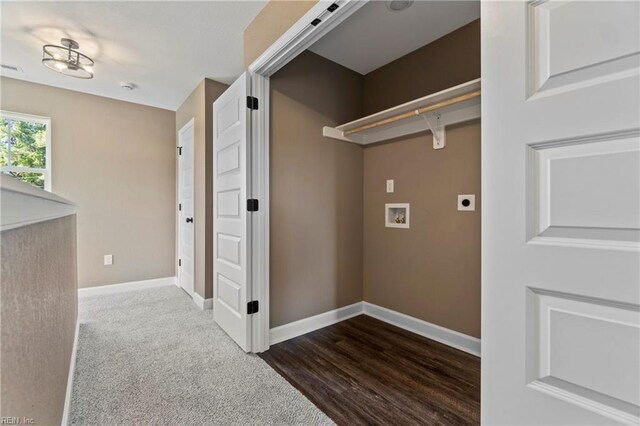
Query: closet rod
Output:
[[343, 90, 481, 136]]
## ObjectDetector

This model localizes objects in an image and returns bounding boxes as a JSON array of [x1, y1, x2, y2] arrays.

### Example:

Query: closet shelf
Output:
[[323, 78, 481, 146]]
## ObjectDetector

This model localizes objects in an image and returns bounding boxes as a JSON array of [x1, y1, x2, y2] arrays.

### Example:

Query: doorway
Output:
[[178, 118, 195, 297], [216, 3, 639, 424]]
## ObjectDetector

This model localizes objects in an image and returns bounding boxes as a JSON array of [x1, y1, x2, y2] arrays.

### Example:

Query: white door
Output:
[[213, 72, 252, 351], [482, 1, 640, 424], [178, 119, 195, 297]]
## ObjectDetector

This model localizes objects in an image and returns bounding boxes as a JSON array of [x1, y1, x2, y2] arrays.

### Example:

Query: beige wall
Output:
[[270, 51, 364, 327], [363, 123, 481, 338], [176, 79, 228, 299], [362, 21, 481, 338], [362, 20, 480, 115], [1, 215, 77, 424], [244, 0, 318, 68], [0, 77, 176, 288]]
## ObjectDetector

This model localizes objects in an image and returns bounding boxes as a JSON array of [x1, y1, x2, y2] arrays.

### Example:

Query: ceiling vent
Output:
[[1, 64, 23, 73]]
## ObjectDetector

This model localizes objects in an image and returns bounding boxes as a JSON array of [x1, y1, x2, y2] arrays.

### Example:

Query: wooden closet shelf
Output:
[[322, 78, 481, 146]]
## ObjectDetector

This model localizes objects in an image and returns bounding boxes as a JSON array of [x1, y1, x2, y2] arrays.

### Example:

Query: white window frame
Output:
[[0, 110, 52, 191]]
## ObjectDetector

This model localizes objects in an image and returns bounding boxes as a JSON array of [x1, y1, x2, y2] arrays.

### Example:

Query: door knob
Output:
[[186, 217, 193, 223]]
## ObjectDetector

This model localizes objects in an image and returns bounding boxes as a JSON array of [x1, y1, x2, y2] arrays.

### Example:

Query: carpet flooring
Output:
[[69, 285, 333, 425]]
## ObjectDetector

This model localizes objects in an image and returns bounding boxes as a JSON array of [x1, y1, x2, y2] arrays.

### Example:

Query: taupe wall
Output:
[[363, 123, 481, 337], [244, 0, 318, 68], [1, 215, 77, 424], [0, 77, 176, 288], [176, 79, 228, 299], [362, 21, 481, 338], [363, 20, 480, 115], [268, 20, 481, 336], [270, 51, 364, 327]]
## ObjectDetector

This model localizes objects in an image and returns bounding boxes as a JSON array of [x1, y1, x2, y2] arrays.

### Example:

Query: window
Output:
[[0, 111, 51, 191]]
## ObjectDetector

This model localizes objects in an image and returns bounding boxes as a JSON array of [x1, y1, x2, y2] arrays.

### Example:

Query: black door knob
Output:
[[186, 217, 193, 223]]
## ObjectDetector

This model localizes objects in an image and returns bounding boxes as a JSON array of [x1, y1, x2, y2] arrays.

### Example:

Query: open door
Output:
[[483, 1, 640, 424], [213, 72, 252, 352]]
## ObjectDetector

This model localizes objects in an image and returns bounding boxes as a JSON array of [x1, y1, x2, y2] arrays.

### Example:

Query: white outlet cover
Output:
[[458, 194, 475, 211], [386, 179, 394, 193], [104, 254, 113, 266]]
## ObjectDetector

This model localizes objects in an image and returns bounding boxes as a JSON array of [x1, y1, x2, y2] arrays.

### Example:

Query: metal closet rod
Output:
[[343, 90, 481, 136]]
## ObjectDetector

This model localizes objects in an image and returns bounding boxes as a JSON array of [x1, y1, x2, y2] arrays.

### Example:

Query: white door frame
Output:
[[178, 118, 195, 297], [245, 0, 369, 353]]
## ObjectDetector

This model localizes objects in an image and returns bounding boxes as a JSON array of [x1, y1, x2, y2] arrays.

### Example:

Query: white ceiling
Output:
[[0, 1, 267, 111], [309, 1, 480, 75]]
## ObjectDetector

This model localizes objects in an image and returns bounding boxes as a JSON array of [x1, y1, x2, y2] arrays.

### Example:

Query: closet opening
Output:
[[259, 1, 481, 423]]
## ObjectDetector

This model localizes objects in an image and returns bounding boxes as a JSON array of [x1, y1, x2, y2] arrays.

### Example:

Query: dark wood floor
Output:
[[260, 315, 480, 426]]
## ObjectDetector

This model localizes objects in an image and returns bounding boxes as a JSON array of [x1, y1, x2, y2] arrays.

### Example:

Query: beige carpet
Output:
[[69, 285, 333, 425]]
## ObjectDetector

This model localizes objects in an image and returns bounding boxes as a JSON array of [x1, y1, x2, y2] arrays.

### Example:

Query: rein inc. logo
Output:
[[1, 418, 35, 425]]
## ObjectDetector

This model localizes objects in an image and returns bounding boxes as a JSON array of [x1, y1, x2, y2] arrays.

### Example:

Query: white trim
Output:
[[192, 292, 213, 310], [0, 110, 52, 191], [0, 174, 75, 232], [78, 276, 176, 297], [363, 302, 481, 357], [61, 319, 79, 426], [246, 0, 368, 353], [249, 0, 368, 77], [270, 302, 364, 345], [249, 74, 270, 353], [269, 301, 481, 357]]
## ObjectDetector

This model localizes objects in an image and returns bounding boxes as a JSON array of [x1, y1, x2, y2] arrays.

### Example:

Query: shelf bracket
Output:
[[420, 113, 446, 150]]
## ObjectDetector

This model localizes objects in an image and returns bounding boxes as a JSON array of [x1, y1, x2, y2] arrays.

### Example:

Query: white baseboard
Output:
[[193, 292, 213, 310], [268, 301, 481, 357], [270, 302, 364, 345], [61, 319, 79, 426], [78, 276, 176, 297], [363, 302, 481, 357]]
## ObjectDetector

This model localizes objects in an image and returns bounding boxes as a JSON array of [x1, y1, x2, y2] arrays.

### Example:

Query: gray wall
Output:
[[1, 215, 77, 424], [0, 77, 176, 288]]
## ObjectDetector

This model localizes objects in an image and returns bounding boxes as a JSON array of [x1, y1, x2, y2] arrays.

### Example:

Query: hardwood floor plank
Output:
[[260, 315, 480, 426]]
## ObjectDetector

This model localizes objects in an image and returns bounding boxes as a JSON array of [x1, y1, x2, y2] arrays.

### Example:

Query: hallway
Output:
[[70, 286, 331, 425]]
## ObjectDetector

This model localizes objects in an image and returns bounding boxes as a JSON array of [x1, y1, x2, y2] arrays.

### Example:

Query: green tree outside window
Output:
[[0, 115, 49, 189]]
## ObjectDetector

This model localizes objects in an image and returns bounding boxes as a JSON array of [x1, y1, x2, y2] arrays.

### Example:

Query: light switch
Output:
[[458, 194, 475, 211], [104, 254, 113, 266], [386, 179, 394, 193]]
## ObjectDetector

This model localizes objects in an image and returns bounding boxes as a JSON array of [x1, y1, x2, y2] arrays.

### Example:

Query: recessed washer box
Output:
[[385, 203, 409, 228]]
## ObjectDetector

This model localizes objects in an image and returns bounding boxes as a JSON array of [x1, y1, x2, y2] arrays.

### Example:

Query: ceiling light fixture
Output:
[[42, 38, 94, 79], [386, 0, 414, 12]]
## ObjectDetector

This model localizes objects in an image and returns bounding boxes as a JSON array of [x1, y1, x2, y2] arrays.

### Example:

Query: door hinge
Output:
[[177, 146, 182, 155], [247, 300, 259, 315], [311, 18, 322, 26], [178, 259, 182, 267], [247, 199, 259, 212], [246, 96, 259, 110], [327, 3, 339, 12], [178, 203, 182, 211]]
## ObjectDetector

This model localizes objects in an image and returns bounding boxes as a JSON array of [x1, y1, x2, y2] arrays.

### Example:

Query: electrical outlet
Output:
[[458, 194, 475, 211], [104, 254, 113, 266], [386, 179, 394, 193]]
